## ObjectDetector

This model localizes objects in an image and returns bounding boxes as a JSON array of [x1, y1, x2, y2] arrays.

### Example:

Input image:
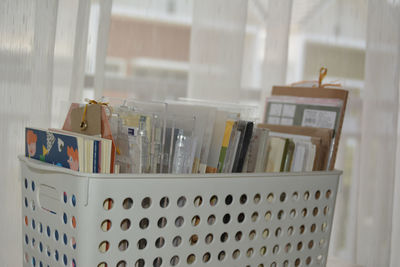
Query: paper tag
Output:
[[70, 104, 102, 135], [301, 109, 336, 129]]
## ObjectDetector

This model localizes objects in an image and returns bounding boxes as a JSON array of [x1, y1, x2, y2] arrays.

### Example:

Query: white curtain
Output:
[[1, 1, 399, 267], [356, 0, 400, 266]]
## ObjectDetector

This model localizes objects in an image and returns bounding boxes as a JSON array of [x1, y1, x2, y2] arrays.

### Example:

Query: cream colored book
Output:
[[265, 137, 288, 172]]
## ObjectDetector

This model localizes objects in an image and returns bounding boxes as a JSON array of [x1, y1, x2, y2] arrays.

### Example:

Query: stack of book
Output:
[[25, 128, 113, 173], [25, 86, 347, 174]]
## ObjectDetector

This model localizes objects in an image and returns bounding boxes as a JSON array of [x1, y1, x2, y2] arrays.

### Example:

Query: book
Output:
[[253, 128, 270, 173], [217, 120, 235, 173], [50, 128, 113, 173], [26, 128, 81, 171], [269, 86, 348, 170], [282, 140, 295, 172], [265, 137, 289, 172], [231, 120, 248, 172], [258, 124, 333, 171], [235, 121, 254, 173], [222, 126, 241, 173]]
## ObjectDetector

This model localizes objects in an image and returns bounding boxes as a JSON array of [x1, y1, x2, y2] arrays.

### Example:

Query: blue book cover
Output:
[[26, 128, 80, 171], [93, 140, 99, 173]]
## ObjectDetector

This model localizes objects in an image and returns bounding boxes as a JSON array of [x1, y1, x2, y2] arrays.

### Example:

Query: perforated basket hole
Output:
[[319, 238, 326, 248], [240, 194, 247, 204], [301, 208, 308, 217], [98, 263, 107, 267], [194, 196, 203, 207], [169, 255, 179, 266], [235, 231, 243, 241], [207, 215, 216, 225], [308, 240, 314, 249], [304, 191, 310, 200], [306, 256, 312, 265], [155, 237, 165, 248], [254, 193, 261, 204], [324, 206, 330, 216], [326, 189, 332, 199], [205, 233, 214, 244], [285, 243, 292, 253], [295, 258, 301, 266], [283, 260, 289, 267], [172, 236, 182, 247], [220, 232, 229, 242], [275, 227, 282, 237], [210, 195, 218, 206], [175, 216, 184, 227], [153, 257, 162, 267], [246, 248, 254, 258], [322, 222, 328, 232], [71, 237, 77, 250], [260, 246, 267, 256], [225, 195, 233, 205], [251, 212, 259, 222], [280, 192, 287, 202], [297, 241, 303, 251], [141, 197, 151, 209], [315, 190, 321, 200], [122, 198, 133, 209], [118, 240, 129, 251], [262, 228, 269, 239], [313, 207, 319, 216], [300, 225, 306, 235], [177, 196, 186, 207], [135, 259, 145, 267], [103, 198, 113, 210], [310, 223, 316, 233], [292, 191, 299, 201], [202, 252, 211, 263], [233, 249, 241, 259], [265, 211, 272, 222], [267, 193, 274, 203], [290, 209, 297, 218], [223, 213, 231, 224], [101, 220, 111, 232], [159, 196, 169, 208], [158, 217, 167, 228], [191, 215, 200, 226], [170, 256, 179, 266], [120, 219, 131, 231], [218, 251, 226, 261], [249, 230, 256, 240], [99, 241, 110, 253], [189, 234, 198, 246], [139, 218, 149, 229], [187, 254, 196, 264], [238, 212, 245, 223], [30, 200, 36, 211], [116, 260, 126, 267], [277, 210, 285, 220], [137, 238, 147, 250], [71, 216, 77, 229], [272, 245, 280, 254]]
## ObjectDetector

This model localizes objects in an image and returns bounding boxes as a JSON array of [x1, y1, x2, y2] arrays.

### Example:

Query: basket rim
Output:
[[19, 155, 342, 180]]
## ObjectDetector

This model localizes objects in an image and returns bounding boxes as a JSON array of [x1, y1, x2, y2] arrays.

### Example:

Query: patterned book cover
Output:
[[25, 128, 80, 171]]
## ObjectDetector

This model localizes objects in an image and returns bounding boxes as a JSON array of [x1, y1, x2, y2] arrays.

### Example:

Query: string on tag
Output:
[[290, 67, 342, 88]]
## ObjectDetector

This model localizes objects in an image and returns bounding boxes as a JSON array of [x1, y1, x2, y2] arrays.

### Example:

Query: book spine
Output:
[[93, 141, 99, 173], [236, 122, 254, 172], [217, 120, 234, 173]]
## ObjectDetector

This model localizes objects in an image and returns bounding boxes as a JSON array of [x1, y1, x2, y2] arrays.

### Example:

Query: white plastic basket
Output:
[[19, 156, 341, 267]]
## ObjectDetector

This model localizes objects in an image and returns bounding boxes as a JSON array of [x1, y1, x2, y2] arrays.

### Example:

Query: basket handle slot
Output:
[[38, 184, 59, 215]]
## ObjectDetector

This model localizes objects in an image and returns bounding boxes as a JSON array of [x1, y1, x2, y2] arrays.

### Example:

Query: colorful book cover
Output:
[[25, 128, 80, 171], [217, 120, 235, 173]]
